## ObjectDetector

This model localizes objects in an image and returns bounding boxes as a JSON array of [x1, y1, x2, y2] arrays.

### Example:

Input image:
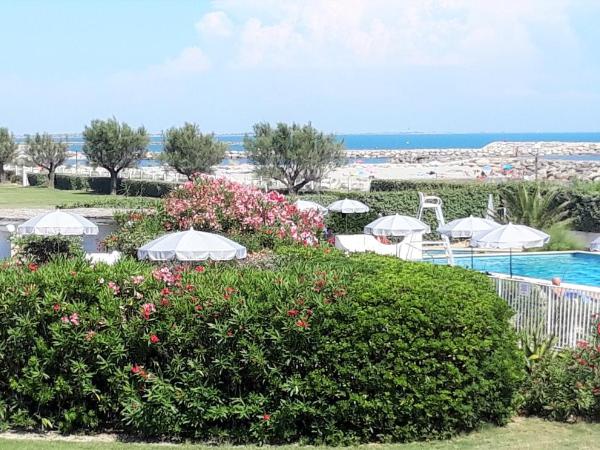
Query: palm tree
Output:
[[501, 183, 571, 229]]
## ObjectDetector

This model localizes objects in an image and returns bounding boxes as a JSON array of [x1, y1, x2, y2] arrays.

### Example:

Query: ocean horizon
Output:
[[14, 132, 600, 167], [14, 131, 600, 152]]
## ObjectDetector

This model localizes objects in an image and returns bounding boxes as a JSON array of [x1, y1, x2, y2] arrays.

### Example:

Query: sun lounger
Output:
[[334, 234, 422, 260], [85, 251, 122, 265]]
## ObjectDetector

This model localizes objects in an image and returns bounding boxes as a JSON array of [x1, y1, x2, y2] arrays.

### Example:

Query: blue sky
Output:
[[1, 0, 600, 135]]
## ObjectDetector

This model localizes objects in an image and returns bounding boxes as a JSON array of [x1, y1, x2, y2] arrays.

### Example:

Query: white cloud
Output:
[[117, 46, 211, 83], [196, 11, 234, 37], [207, 0, 579, 69], [151, 47, 211, 77]]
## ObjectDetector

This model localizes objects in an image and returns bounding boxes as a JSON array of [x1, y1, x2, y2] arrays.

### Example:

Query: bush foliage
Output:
[[0, 248, 523, 443], [520, 327, 600, 422]]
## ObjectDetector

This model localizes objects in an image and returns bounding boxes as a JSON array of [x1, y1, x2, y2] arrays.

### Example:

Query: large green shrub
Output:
[[0, 248, 523, 443]]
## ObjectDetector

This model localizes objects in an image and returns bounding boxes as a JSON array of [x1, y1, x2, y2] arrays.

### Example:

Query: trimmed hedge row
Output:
[[301, 188, 498, 234], [27, 173, 175, 198], [0, 248, 523, 443], [368, 179, 600, 233]]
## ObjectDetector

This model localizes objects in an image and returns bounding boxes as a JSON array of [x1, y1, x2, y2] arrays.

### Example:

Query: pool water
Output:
[[428, 252, 600, 287]]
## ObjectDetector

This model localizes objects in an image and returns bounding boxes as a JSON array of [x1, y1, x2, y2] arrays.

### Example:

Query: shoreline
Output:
[[8, 141, 600, 191]]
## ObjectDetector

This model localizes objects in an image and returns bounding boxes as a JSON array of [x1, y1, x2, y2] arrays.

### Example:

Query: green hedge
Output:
[[301, 189, 497, 234], [370, 179, 495, 192], [27, 173, 176, 198], [1, 169, 18, 183], [0, 248, 523, 443], [368, 179, 600, 233]]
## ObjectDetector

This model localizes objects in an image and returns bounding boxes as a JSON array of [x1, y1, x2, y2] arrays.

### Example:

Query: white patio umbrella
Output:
[[327, 198, 370, 232], [364, 214, 430, 236], [294, 199, 328, 214], [470, 223, 550, 277], [590, 237, 600, 252], [137, 228, 247, 261], [17, 211, 99, 236], [438, 215, 500, 268]]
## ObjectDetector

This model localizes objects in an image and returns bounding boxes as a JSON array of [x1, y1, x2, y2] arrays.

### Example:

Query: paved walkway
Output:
[[0, 208, 120, 221]]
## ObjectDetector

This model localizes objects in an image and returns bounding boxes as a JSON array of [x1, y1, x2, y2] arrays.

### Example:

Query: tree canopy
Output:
[[244, 122, 345, 193], [161, 123, 227, 179], [82, 118, 149, 194], [0, 127, 18, 182], [25, 133, 68, 189]]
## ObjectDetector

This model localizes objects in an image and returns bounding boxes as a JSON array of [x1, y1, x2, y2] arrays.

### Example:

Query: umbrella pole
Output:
[[471, 247, 474, 269], [345, 214, 348, 233], [509, 248, 513, 278]]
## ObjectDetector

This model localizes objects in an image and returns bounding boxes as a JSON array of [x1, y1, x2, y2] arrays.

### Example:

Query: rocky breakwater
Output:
[[385, 141, 600, 164], [422, 142, 600, 182]]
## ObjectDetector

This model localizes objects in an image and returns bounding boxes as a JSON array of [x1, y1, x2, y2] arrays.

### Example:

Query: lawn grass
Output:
[[0, 418, 598, 450], [0, 185, 141, 208]]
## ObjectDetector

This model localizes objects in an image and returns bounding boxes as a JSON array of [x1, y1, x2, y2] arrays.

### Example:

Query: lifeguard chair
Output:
[[417, 192, 454, 265]]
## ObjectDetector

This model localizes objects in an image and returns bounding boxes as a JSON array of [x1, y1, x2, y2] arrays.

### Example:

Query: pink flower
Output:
[[61, 316, 70, 324], [53, 303, 60, 312], [131, 275, 145, 285], [149, 334, 160, 344], [141, 303, 156, 320], [69, 313, 80, 326], [577, 340, 589, 349], [107, 281, 120, 294]]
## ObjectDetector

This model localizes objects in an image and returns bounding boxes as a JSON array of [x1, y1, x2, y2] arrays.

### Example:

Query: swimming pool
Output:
[[428, 251, 600, 287]]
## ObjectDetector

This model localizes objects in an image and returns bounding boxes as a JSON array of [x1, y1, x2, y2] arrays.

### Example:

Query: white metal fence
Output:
[[492, 274, 600, 348]]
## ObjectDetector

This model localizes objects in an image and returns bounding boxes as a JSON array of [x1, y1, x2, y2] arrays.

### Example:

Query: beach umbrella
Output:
[[438, 215, 499, 267], [294, 199, 328, 214], [137, 228, 246, 261], [17, 211, 98, 236], [470, 223, 550, 277], [364, 214, 430, 237], [327, 199, 370, 232]]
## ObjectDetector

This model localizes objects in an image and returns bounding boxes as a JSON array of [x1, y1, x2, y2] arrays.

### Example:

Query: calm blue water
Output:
[[430, 252, 600, 287], [17, 132, 600, 167]]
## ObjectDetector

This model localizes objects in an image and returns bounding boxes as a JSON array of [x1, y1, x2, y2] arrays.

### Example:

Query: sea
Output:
[[16, 132, 600, 167]]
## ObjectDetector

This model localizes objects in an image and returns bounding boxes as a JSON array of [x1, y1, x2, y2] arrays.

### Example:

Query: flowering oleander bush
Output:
[[164, 176, 324, 244], [520, 317, 600, 421], [103, 176, 325, 256], [0, 249, 522, 443]]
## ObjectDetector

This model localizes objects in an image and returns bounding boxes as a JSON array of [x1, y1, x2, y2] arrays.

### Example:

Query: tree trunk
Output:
[[292, 178, 311, 194], [48, 170, 55, 189], [0, 164, 5, 183], [109, 170, 118, 195]]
